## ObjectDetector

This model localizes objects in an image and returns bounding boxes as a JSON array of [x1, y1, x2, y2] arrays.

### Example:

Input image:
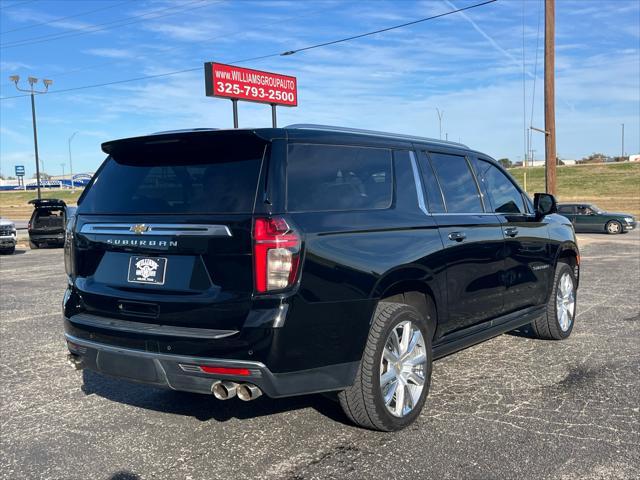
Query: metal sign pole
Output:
[[232, 99, 239, 128], [271, 104, 277, 128]]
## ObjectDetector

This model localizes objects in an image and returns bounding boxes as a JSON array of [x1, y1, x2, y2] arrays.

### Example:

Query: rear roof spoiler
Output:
[[28, 198, 67, 207]]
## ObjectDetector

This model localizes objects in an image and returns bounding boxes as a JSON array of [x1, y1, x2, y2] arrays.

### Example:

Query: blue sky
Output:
[[0, 0, 638, 178]]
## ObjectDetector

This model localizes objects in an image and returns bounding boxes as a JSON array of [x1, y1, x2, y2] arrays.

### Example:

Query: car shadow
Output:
[[81, 370, 350, 426], [1, 248, 27, 255], [507, 323, 538, 339], [109, 472, 141, 480]]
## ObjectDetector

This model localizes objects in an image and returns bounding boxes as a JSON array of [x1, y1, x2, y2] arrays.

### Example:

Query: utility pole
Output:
[[544, 0, 556, 195], [436, 108, 444, 140], [9, 75, 52, 200], [68, 131, 78, 191], [621, 123, 625, 159]]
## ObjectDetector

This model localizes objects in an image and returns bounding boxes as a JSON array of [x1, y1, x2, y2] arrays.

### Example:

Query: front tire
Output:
[[0, 246, 15, 255], [606, 220, 622, 234], [338, 302, 432, 431], [531, 262, 577, 340]]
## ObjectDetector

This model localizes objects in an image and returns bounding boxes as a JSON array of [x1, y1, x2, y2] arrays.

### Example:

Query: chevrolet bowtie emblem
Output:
[[130, 224, 150, 234]]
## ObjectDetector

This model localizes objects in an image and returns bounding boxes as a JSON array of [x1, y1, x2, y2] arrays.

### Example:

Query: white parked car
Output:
[[0, 217, 17, 254]]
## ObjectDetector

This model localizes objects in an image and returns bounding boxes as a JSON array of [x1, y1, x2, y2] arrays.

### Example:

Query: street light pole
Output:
[[621, 123, 625, 159], [68, 131, 78, 191], [436, 108, 444, 140], [9, 75, 52, 200], [60, 163, 65, 186], [29, 90, 42, 199]]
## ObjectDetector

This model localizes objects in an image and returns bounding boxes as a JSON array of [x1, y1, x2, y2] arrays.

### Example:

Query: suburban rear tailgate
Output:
[[70, 130, 269, 332]]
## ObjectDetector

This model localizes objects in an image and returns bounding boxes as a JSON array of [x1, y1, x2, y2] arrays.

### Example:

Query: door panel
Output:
[[471, 157, 552, 312], [575, 206, 602, 232], [434, 214, 506, 333], [498, 214, 552, 311]]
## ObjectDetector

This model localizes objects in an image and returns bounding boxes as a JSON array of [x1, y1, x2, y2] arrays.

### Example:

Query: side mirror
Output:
[[533, 193, 557, 218]]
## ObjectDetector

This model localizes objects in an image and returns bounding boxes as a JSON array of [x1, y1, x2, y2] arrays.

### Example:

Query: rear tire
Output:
[[606, 220, 622, 234], [0, 246, 15, 255], [338, 302, 432, 431], [531, 262, 576, 340], [29, 241, 39, 249]]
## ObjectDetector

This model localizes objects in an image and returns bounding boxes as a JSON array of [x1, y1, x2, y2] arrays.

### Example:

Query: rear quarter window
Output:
[[286, 144, 393, 212]]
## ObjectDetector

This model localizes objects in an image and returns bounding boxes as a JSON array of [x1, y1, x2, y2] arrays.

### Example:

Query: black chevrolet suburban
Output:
[[63, 125, 579, 431]]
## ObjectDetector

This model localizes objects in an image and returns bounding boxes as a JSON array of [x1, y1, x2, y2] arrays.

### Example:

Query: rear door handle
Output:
[[504, 227, 519, 237], [448, 231, 466, 242]]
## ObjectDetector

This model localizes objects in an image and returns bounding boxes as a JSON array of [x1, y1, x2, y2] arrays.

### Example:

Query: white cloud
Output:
[[83, 48, 137, 59]]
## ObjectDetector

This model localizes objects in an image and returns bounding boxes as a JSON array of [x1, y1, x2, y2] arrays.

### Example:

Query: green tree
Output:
[[497, 158, 512, 168]]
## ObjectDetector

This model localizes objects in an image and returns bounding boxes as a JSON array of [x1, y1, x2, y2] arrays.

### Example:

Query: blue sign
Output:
[[15, 165, 25, 177]]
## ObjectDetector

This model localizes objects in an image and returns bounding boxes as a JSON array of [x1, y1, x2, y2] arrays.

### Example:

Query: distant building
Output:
[[630, 154, 640, 163]]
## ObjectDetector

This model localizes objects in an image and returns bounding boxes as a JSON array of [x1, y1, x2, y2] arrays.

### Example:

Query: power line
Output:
[[529, 0, 543, 132], [280, 0, 497, 56], [1, 1, 130, 35], [522, 0, 527, 165], [46, 5, 331, 79], [0, 0, 498, 100], [0, 0, 212, 49]]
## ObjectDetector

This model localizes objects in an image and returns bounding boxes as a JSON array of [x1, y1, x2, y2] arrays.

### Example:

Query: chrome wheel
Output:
[[379, 320, 427, 418], [556, 272, 575, 332], [607, 221, 621, 234]]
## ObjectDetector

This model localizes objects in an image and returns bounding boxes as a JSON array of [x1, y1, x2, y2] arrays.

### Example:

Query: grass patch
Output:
[[0, 189, 83, 220], [508, 163, 640, 216]]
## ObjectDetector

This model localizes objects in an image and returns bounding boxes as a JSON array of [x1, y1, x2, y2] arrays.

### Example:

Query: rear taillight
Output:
[[64, 217, 76, 278], [253, 217, 301, 293]]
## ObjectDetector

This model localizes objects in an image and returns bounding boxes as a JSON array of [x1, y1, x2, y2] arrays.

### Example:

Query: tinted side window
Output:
[[428, 152, 482, 213], [577, 205, 593, 215], [474, 159, 525, 214], [558, 205, 575, 214], [417, 152, 445, 213], [287, 144, 392, 212], [393, 151, 419, 211]]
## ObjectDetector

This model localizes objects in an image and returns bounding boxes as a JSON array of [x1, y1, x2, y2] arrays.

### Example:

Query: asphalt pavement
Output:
[[1, 231, 639, 480]]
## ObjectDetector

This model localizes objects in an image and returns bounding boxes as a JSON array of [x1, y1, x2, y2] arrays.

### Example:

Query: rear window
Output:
[[79, 134, 266, 214], [287, 144, 393, 212]]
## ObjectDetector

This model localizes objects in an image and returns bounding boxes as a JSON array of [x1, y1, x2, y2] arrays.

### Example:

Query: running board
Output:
[[433, 306, 545, 360]]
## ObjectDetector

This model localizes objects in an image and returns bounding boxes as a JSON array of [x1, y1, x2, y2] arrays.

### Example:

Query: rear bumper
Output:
[[64, 333, 357, 398], [29, 231, 64, 243]]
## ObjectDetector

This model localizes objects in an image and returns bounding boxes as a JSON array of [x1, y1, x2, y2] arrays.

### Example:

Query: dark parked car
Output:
[[28, 198, 68, 248], [557, 203, 636, 234], [63, 125, 579, 431], [0, 217, 17, 254]]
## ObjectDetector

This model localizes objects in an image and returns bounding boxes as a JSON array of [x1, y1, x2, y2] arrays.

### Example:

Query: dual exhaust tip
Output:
[[212, 381, 262, 401]]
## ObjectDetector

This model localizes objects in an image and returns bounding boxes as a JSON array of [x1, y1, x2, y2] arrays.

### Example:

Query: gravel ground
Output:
[[1, 231, 638, 480]]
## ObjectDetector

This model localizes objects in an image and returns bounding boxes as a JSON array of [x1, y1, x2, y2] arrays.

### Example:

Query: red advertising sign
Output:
[[204, 62, 297, 107]]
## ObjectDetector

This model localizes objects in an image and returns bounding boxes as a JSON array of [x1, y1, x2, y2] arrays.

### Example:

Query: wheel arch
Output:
[[371, 265, 442, 339], [554, 241, 580, 289]]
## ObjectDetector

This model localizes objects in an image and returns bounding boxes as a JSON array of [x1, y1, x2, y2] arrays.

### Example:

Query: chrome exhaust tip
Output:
[[66, 353, 84, 371], [212, 380, 238, 400], [237, 383, 262, 401]]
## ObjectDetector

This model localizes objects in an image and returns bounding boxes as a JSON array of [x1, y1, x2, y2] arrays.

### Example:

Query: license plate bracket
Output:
[[127, 256, 167, 285]]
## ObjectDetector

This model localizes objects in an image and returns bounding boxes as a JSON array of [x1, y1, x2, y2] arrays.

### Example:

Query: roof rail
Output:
[[151, 128, 219, 135], [285, 124, 468, 148]]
